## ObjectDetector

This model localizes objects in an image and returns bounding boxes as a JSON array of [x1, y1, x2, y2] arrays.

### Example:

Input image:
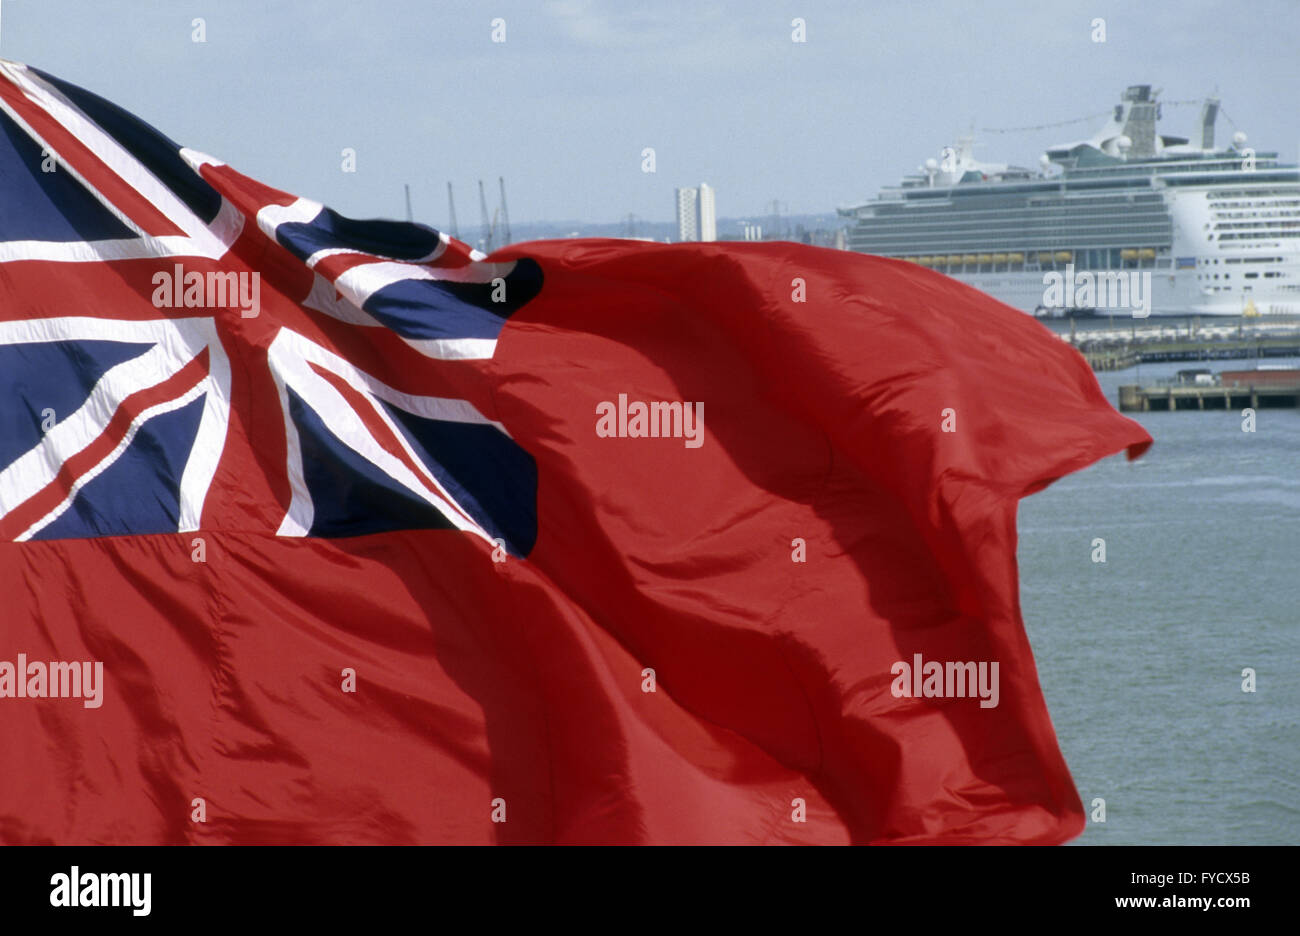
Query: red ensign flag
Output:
[[0, 61, 1149, 844]]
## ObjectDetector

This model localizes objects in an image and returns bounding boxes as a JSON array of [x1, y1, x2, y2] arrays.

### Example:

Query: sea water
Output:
[[1017, 355, 1299, 845]]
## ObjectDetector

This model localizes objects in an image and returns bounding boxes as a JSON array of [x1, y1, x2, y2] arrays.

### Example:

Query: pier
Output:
[[1117, 368, 1300, 412], [1049, 315, 1300, 372], [1083, 335, 1300, 371]]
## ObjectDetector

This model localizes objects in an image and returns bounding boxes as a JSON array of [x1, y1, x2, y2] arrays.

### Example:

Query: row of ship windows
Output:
[[885, 202, 1169, 216], [1206, 189, 1300, 199], [1198, 285, 1299, 294], [1023, 202, 1167, 211], [1211, 228, 1294, 239], [892, 258, 1173, 272], [869, 215, 1170, 229], [1212, 219, 1300, 228], [903, 259, 1289, 277], [1211, 210, 1300, 219], [853, 230, 1172, 246], [861, 224, 1172, 236], [1211, 222, 1300, 230], [880, 253, 1290, 268], [1206, 199, 1300, 208], [1209, 200, 1300, 208]]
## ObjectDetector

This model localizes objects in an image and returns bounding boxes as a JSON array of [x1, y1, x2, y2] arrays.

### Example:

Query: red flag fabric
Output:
[[0, 61, 1150, 844]]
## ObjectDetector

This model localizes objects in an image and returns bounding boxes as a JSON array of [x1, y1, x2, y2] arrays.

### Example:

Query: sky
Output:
[[1, 0, 1297, 226]]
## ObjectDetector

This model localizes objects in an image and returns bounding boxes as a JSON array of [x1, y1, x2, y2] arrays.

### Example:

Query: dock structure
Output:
[[1054, 314, 1300, 372], [1087, 350, 1141, 371], [1118, 368, 1300, 412], [1080, 335, 1300, 371]]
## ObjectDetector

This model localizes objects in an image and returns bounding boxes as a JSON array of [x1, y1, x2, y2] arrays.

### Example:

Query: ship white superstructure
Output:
[[839, 86, 1300, 316]]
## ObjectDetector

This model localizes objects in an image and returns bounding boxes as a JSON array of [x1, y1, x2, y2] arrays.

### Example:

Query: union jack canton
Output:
[[0, 60, 540, 556]]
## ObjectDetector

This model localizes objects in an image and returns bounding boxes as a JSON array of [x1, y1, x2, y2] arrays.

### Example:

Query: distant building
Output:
[[697, 183, 716, 241], [675, 187, 698, 242], [675, 184, 717, 242]]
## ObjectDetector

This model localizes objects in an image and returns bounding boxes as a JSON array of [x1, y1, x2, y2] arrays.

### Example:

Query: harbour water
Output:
[[1017, 354, 1299, 844]]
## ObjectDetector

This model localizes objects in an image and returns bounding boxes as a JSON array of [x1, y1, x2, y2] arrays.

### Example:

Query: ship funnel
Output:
[[1199, 97, 1220, 150], [1119, 86, 1158, 158]]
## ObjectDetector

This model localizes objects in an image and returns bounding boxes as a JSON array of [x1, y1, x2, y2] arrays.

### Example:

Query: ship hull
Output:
[[947, 265, 1300, 317]]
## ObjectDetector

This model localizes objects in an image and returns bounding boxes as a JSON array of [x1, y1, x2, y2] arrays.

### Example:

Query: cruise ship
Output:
[[839, 86, 1300, 316]]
